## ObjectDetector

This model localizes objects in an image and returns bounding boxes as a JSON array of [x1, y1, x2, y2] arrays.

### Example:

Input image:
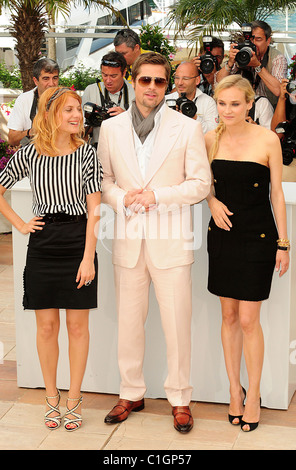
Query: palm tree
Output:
[[0, 0, 124, 91], [169, 0, 296, 44]]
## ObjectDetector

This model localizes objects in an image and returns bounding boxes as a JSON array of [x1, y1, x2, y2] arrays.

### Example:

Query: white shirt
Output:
[[254, 96, 274, 129], [8, 88, 36, 131], [132, 103, 164, 179], [82, 80, 135, 144], [123, 103, 165, 215], [165, 88, 218, 133]]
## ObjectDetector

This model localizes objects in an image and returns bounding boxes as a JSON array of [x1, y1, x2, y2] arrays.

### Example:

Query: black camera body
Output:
[[167, 93, 197, 119], [236, 23, 257, 67], [275, 119, 296, 165], [200, 36, 218, 74], [83, 101, 116, 127], [286, 80, 296, 96]]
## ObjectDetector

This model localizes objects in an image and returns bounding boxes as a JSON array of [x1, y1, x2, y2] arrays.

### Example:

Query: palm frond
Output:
[[168, 0, 296, 46]]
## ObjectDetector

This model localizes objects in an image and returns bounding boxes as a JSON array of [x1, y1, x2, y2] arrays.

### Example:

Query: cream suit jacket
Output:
[[98, 104, 211, 269]]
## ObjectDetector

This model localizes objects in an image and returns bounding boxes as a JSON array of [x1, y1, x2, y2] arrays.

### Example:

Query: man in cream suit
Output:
[[98, 52, 211, 432]]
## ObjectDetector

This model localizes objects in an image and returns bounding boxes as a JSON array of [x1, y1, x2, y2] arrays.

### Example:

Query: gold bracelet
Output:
[[277, 238, 290, 243], [277, 239, 290, 248]]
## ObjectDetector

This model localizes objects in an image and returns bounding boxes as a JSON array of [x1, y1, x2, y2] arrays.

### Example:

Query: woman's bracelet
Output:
[[277, 238, 290, 250]]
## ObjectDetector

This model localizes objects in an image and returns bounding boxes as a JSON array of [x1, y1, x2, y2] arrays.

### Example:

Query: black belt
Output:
[[42, 213, 86, 224]]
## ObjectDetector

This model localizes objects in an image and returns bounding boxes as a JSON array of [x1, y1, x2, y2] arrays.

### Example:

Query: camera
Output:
[[83, 101, 116, 127], [286, 80, 296, 95], [167, 93, 197, 118], [286, 80, 296, 96], [235, 23, 257, 67], [286, 80, 296, 105], [275, 119, 296, 165], [200, 36, 218, 74]]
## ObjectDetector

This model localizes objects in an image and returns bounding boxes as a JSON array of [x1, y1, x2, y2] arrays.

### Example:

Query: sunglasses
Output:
[[115, 30, 138, 39], [137, 76, 167, 88], [101, 59, 121, 68]]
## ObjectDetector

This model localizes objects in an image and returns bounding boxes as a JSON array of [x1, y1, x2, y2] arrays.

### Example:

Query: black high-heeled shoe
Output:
[[241, 397, 261, 432], [228, 386, 246, 425]]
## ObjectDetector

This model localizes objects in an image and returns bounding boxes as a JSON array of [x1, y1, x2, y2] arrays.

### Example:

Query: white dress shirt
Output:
[[123, 103, 165, 215], [132, 103, 164, 179]]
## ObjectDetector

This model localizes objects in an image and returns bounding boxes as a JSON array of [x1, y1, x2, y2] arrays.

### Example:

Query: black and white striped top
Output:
[[0, 143, 103, 216]]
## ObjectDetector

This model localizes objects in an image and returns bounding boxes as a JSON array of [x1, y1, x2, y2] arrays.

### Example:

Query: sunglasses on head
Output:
[[101, 59, 121, 68], [137, 76, 167, 88], [116, 30, 137, 38]]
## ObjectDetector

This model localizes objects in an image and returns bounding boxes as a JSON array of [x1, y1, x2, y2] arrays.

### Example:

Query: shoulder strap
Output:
[[249, 96, 263, 123], [96, 79, 107, 106], [29, 88, 39, 122]]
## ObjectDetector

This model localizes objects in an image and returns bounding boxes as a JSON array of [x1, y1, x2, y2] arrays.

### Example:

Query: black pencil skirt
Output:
[[23, 218, 98, 310]]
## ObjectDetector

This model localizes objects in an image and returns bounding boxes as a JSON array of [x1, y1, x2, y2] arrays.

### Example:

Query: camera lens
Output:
[[287, 81, 296, 94], [180, 101, 197, 118], [236, 47, 253, 67], [200, 57, 214, 74], [286, 80, 296, 105]]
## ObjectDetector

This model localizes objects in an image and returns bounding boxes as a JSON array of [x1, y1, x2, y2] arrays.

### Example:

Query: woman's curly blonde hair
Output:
[[32, 86, 85, 157]]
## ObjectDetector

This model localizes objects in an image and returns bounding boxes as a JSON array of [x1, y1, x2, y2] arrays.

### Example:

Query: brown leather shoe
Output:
[[104, 398, 145, 424], [172, 406, 193, 433]]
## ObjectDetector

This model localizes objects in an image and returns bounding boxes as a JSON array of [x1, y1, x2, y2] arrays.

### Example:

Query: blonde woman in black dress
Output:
[[0, 87, 102, 431], [205, 75, 289, 432]]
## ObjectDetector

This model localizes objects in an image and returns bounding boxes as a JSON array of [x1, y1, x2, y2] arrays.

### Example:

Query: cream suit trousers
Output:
[[114, 240, 193, 407]]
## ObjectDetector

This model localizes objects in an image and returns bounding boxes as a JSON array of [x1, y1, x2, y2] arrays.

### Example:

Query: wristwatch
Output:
[[255, 65, 263, 74], [224, 61, 233, 72]]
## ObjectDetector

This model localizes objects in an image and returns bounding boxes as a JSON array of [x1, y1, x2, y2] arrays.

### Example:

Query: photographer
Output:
[[217, 21, 287, 108], [166, 61, 218, 133], [114, 29, 151, 82], [192, 37, 224, 97], [271, 79, 296, 181], [241, 69, 274, 129], [82, 52, 135, 148], [8, 58, 60, 146]]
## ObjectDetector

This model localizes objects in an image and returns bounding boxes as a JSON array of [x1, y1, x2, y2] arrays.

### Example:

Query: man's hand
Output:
[[124, 189, 157, 214], [248, 51, 261, 68], [124, 189, 143, 208], [227, 43, 240, 68], [191, 55, 201, 69], [133, 190, 156, 212], [107, 106, 125, 117]]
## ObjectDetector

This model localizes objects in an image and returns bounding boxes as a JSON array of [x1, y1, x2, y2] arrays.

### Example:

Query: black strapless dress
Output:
[[207, 160, 278, 301]]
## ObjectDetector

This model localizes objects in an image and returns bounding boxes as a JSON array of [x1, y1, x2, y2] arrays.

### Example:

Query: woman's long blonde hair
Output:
[[209, 75, 255, 162], [32, 86, 85, 156]]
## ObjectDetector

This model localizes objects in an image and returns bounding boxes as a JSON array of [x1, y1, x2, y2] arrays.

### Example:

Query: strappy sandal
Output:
[[64, 396, 83, 431], [44, 389, 61, 430]]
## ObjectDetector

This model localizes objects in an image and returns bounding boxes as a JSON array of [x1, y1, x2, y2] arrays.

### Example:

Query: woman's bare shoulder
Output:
[[253, 124, 279, 142], [205, 129, 216, 145]]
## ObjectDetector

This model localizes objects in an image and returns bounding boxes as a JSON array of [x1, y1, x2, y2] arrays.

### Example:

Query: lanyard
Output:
[[97, 80, 129, 110]]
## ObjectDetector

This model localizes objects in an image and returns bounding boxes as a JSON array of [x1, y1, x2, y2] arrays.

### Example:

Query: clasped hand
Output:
[[124, 189, 156, 214]]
